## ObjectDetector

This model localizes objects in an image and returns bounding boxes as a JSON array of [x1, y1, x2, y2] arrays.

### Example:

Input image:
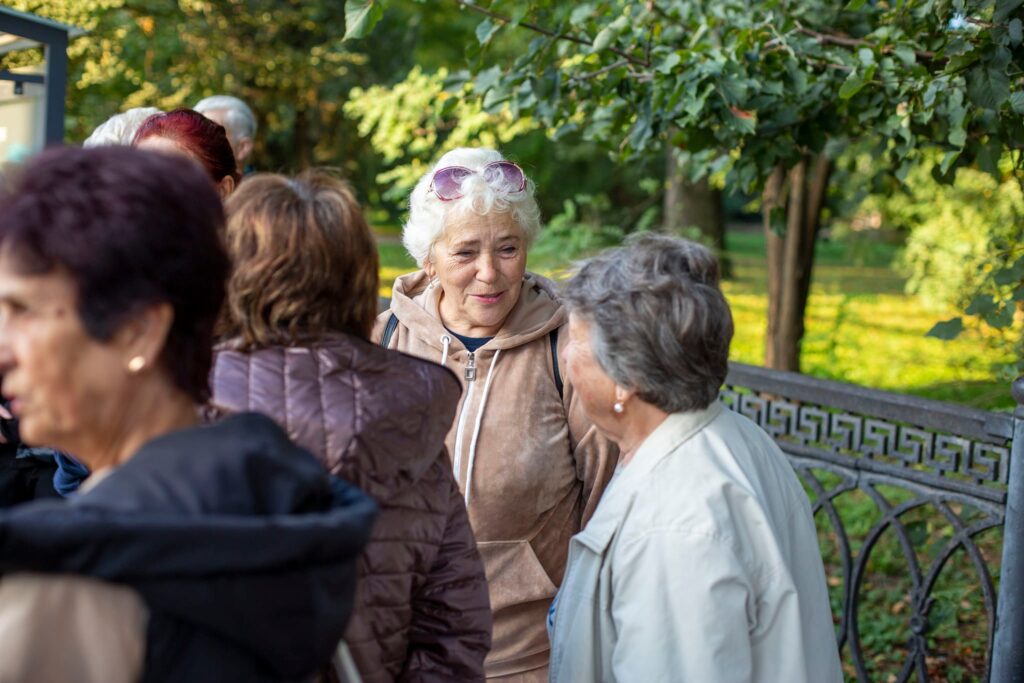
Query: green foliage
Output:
[[861, 158, 1024, 371], [355, 0, 1024, 370], [887, 161, 1024, 308], [360, 0, 1023, 192], [344, 67, 536, 200], [2, 0, 434, 203]]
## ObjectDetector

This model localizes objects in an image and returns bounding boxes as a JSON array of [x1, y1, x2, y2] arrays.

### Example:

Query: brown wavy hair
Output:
[[222, 170, 379, 348]]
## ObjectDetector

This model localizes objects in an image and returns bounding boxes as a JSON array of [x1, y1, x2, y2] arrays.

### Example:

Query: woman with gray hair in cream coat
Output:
[[548, 233, 843, 683], [376, 147, 618, 682]]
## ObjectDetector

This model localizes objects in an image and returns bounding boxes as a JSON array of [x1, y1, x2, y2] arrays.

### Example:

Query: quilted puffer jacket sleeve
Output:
[[399, 454, 492, 683]]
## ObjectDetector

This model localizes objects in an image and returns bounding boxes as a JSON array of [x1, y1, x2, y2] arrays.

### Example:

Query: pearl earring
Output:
[[613, 402, 624, 414], [127, 356, 146, 373]]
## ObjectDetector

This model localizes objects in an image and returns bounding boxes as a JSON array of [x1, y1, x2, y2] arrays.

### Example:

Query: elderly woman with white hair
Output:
[[82, 107, 163, 147], [548, 234, 843, 682], [376, 147, 618, 681]]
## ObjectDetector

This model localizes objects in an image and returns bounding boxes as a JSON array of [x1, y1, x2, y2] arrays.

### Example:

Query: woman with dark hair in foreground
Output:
[[212, 171, 491, 682], [0, 146, 376, 683]]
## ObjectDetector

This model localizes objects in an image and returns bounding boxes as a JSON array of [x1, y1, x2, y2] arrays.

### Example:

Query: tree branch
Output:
[[796, 25, 936, 61], [568, 59, 630, 85], [454, 0, 651, 67]]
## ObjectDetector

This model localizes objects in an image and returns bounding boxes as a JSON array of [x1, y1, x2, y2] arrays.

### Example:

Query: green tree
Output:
[[3, 0, 425, 201], [351, 0, 1024, 372]]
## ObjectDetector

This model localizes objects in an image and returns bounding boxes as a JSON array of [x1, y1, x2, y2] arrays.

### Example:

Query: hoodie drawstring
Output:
[[463, 348, 500, 506], [439, 335, 451, 367]]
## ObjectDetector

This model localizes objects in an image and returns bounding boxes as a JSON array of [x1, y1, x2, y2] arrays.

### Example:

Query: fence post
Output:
[[991, 377, 1024, 682]]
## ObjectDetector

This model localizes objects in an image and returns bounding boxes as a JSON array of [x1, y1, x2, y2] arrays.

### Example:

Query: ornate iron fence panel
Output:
[[722, 363, 1023, 683]]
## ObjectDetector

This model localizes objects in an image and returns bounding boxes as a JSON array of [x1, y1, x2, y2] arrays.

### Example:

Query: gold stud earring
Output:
[[127, 356, 146, 373]]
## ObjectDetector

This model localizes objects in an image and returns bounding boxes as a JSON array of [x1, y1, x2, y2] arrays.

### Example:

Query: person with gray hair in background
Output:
[[547, 233, 843, 683], [82, 107, 163, 147], [194, 95, 257, 172]]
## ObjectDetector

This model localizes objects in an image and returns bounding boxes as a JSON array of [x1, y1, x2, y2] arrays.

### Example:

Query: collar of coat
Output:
[[574, 401, 723, 554]]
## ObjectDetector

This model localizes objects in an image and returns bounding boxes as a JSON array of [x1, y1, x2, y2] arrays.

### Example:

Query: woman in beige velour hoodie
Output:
[[375, 147, 618, 682]]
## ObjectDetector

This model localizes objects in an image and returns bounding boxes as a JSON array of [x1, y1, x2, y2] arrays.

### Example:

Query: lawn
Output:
[[376, 226, 1016, 411]]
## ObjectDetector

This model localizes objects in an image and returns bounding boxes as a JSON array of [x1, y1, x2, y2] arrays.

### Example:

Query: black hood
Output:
[[0, 412, 378, 680]]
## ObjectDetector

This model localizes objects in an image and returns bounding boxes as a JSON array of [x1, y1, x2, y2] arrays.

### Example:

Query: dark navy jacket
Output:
[[0, 412, 378, 682]]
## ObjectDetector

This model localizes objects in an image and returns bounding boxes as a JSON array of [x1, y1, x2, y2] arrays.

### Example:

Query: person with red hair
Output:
[[133, 109, 240, 199]]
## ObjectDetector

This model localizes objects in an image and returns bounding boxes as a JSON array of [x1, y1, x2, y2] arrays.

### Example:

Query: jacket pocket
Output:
[[476, 540, 558, 613]]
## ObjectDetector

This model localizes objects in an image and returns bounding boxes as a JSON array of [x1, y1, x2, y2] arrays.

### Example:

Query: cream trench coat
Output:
[[548, 402, 844, 683]]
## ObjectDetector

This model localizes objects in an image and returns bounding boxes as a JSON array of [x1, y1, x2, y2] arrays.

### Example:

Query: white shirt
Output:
[[548, 402, 843, 683]]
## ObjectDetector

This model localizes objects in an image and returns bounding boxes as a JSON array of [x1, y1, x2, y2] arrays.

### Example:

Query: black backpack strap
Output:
[[380, 313, 399, 348], [549, 328, 564, 400]]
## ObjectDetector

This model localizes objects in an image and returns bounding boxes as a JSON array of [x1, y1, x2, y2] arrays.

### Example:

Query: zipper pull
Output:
[[465, 352, 477, 382]]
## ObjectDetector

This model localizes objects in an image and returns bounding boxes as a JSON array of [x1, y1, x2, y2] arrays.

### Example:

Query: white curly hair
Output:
[[403, 147, 542, 266]]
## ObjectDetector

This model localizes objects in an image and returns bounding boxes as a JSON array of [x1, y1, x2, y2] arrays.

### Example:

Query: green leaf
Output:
[[570, 4, 595, 24], [473, 65, 503, 94], [858, 47, 875, 66], [1010, 18, 1023, 46], [628, 97, 654, 150], [1011, 91, 1024, 114], [718, 76, 749, 105], [926, 317, 964, 340], [482, 86, 509, 112], [977, 137, 1003, 177], [967, 63, 1011, 110], [839, 66, 874, 99], [657, 53, 681, 75], [996, 0, 1024, 22], [966, 294, 997, 315], [593, 26, 616, 52], [990, 305, 1015, 329], [475, 18, 501, 46], [938, 149, 961, 175], [894, 46, 916, 66], [948, 125, 967, 147], [994, 259, 1024, 285], [343, 0, 383, 41], [845, 0, 868, 9], [442, 70, 471, 93]]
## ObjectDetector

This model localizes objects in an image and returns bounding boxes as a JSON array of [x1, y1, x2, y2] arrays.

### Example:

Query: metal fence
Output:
[[722, 362, 1024, 683]]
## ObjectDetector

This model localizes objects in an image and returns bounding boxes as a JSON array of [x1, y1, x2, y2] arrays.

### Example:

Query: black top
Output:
[[446, 327, 493, 353], [0, 412, 378, 683]]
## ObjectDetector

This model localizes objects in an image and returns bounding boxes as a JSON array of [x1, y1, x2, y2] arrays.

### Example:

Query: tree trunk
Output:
[[762, 152, 832, 372], [664, 146, 730, 275]]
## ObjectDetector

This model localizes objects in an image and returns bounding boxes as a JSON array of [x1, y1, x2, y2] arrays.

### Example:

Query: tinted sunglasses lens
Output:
[[432, 167, 473, 200], [484, 162, 525, 191]]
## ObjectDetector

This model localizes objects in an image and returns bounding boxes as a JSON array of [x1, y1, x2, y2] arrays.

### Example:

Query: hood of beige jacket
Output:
[[388, 269, 566, 355]]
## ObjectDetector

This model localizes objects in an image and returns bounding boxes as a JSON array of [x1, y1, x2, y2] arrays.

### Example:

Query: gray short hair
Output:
[[194, 95, 257, 141], [83, 108, 163, 147], [562, 233, 734, 413], [404, 147, 542, 266]]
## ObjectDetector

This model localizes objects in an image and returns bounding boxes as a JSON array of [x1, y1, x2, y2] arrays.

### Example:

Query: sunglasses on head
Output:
[[429, 161, 527, 201]]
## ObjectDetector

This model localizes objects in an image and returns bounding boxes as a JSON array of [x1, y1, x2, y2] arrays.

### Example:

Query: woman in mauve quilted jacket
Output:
[[210, 170, 492, 683]]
